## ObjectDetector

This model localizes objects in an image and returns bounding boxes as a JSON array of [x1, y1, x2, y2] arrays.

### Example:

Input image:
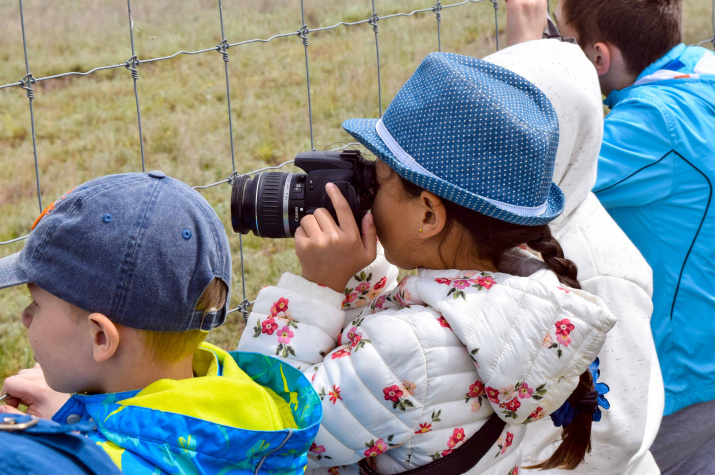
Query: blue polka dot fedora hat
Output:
[[343, 52, 565, 226]]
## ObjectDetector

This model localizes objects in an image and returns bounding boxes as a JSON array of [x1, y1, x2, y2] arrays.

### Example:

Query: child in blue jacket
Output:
[[0, 171, 320, 474]]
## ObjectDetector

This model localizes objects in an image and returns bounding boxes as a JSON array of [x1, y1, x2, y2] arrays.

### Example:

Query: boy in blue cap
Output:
[[0, 171, 320, 474]]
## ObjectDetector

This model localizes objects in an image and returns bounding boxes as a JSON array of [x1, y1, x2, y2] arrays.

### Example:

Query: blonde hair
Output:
[[140, 278, 228, 363]]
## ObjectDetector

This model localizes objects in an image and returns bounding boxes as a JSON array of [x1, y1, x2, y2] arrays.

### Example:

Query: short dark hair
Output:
[[561, 0, 682, 75]]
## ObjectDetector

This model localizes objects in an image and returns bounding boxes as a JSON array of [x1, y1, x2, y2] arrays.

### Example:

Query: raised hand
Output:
[[295, 183, 378, 293]]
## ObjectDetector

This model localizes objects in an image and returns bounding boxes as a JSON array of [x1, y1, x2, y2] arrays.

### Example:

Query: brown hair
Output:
[[560, 0, 681, 75], [396, 175, 594, 469]]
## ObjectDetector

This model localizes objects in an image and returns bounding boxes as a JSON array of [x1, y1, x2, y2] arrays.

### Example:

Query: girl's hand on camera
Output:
[[295, 183, 377, 293]]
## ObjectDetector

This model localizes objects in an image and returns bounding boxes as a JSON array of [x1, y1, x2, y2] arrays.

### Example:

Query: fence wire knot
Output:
[[20, 73, 36, 100], [369, 13, 380, 34], [490, 0, 498, 10], [217, 39, 230, 62], [125, 55, 140, 80], [433, 2, 443, 22], [297, 25, 310, 47]]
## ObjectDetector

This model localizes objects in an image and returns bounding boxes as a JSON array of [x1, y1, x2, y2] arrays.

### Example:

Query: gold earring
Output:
[[419, 228, 423, 233]]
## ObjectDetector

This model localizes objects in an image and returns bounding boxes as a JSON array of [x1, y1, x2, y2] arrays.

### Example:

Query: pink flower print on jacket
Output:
[[508, 467, 519, 475], [496, 431, 514, 456], [383, 385, 403, 403], [517, 382, 534, 399], [545, 318, 576, 358], [270, 297, 291, 318], [444, 272, 497, 299], [400, 380, 417, 396], [465, 380, 485, 401], [261, 318, 278, 335], [346, 317, 372, 351], [555, 319, 575, 336], [363, 438, 389, 457], [277, 326, 294, 345], [383, 384, 414, 411], [331, 348, 351, 359], [342, 272, 388, 309], [437, 316, 452, 330], [356, 282, 371, 293], [486, 386, 501, 404], [477, 276, 495, 289], [372, 295, 387, 311], [556, 333, 572, 346], [373, 277, 387, 290], [308, 442, 332, 461], [452, 279, 471, 289], [523, 406, 546, 424], [447, 428, 466, 448]]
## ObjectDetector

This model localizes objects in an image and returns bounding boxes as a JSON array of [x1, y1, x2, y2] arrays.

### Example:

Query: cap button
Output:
[[148, 170, 166, 179]]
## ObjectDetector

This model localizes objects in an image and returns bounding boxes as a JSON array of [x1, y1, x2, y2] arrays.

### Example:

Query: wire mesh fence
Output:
[[0, 0, 502, 318], [0, 0, 713, 320]]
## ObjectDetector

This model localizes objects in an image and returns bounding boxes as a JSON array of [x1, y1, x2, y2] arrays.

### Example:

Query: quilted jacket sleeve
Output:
[[237, 273, 428, 467]]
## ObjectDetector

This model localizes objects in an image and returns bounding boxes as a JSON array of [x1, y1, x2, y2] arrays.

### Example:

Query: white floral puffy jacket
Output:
[[237, 267, 616, 475]]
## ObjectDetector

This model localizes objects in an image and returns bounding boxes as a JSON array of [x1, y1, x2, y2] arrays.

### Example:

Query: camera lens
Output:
[[231, 172, 296, 238]]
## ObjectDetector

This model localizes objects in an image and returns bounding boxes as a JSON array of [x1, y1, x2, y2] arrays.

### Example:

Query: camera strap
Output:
[[358, 413, 506, 475]]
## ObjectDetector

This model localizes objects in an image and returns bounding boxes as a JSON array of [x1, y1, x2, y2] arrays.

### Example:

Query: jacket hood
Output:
[[413, 268, 616, 421], [53, 343, 321, 474], [484, 40, 604, 220]]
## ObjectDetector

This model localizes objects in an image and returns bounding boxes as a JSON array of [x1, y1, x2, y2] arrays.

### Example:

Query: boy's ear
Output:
[[590, 42, 612, 77], [87, 313, 120, 363], [418, 191, 447, 239]]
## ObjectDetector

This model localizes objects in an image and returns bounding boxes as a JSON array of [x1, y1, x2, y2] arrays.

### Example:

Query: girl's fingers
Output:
[[361, 213, 378, 260], [0, 405, 24, 415], [299, 214, 321, 238], [326, 183, 359, 234], [312, 207, 339, 235]]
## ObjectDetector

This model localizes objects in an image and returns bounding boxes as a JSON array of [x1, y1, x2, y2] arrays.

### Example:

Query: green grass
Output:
[[0, 0, 713, 380]]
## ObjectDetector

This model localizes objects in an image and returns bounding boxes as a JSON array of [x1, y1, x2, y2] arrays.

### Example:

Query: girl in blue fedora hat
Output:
[[239, 52, 616, 474]]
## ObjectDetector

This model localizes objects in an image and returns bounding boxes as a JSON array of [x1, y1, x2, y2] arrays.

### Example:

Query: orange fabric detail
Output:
[[674, 75, 691, 79], [32, 203, 55, 230], [31, 186, 77, 230]]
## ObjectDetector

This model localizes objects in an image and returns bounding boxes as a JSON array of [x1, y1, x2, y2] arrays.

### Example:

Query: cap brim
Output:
[[0, 252, 30, 290], [343, 118, 564, 226]]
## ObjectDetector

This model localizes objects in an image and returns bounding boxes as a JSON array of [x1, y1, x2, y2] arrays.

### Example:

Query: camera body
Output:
[[231, 150, 375, 238]]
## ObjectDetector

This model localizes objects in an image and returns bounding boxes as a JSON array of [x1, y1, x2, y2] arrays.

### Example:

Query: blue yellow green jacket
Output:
[[51, 343, 321, 474]]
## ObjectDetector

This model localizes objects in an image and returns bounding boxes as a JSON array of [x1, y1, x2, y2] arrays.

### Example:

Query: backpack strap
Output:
[[358, 414, 507, 475]]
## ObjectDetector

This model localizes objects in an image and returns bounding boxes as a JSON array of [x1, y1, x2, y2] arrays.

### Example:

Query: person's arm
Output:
[[594, 99, 674, 209], [504, 0, 548, 46], [238, 280, 427, 468]]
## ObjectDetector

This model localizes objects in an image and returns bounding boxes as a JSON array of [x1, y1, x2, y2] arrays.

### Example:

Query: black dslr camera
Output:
[[231, 150, 375, 238]]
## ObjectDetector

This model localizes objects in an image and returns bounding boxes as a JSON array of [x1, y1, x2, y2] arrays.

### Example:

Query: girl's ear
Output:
[[87, 313, 120, 363], [418, 191, 447, 238]]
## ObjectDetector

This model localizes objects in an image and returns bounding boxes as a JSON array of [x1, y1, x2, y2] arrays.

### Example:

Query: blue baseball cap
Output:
[[343, 52, 564, 226], [0, 171, 232, 332]]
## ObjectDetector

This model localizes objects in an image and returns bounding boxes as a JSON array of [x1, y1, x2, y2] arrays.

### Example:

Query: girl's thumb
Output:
[[361, 213, 378, 260]]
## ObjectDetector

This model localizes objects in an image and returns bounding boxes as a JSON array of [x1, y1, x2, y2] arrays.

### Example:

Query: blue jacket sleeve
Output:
[[594, 97, 674, 209]]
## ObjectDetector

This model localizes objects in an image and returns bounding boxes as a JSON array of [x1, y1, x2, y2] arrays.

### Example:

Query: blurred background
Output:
[[1, 0, 713, 379]]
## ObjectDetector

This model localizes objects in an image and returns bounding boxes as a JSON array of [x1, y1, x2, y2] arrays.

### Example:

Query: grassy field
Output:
[[1, 0, 713, 380]]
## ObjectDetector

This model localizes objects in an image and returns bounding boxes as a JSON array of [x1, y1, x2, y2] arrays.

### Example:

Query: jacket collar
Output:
[[605, 43, 686, 108]]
